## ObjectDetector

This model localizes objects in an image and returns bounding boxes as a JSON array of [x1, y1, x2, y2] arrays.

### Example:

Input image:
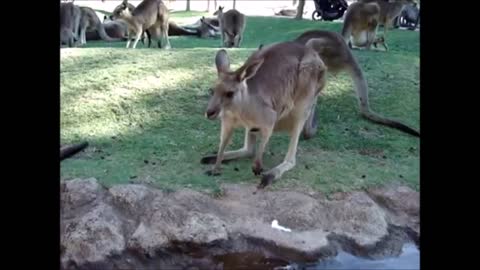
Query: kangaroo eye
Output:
[[225, 92, 234, 98]]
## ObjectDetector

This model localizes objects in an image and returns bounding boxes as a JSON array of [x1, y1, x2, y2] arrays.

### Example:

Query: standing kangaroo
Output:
[[351, 0, 416, 50], [60, 2, 81, 47], [341, 1, 384, 50], [201, 41, 327, 189], [214, 6, 246, 48], [114, 0, 171, 49], [294, 30, 420, 138]]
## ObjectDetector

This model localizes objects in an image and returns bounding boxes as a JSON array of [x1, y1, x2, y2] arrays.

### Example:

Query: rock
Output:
[[127, 222, 169, 257], [61, 178, 101, 207], [109, 184, 152, 215], [61, 203, 125, 267], [367, 185, 419, 233], [60, 178, 420, 269], [326, 192, 388, 246], [175, 212, 228, 244], [61, 178, 102, 215]]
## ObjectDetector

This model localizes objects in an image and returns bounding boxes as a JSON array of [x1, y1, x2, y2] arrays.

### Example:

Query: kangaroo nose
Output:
[[205, 109, 217, 119]]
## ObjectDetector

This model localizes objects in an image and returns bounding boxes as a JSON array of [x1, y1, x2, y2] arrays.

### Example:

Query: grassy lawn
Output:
[[60, 12, 420, 194]]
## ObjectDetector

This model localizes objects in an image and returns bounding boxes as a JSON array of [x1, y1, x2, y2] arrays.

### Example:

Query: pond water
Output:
[[215, 243, 419, 270], [294, 243, 420, 270]]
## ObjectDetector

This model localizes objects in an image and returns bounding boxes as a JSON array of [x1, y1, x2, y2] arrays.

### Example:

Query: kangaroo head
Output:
[[111, 1, 130, 20], [213, 6, 224, 16], [223, 31, 237, 48], [205, 50, 264, 120]]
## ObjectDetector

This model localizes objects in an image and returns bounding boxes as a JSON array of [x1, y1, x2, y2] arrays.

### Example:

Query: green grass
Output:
[[61, 12, 420, 194]]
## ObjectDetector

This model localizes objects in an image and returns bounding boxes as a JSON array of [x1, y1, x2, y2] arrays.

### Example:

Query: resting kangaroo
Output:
[[214, 6, 246, 48], [183, 17, 220, 38], [295, 30, 420, 138], [114, 0, 171, 49], [201, 41, 327, 189], [353, 0, 416, 50]]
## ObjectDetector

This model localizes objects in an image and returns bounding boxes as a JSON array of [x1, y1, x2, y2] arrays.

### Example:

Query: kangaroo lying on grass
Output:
[[295, 30, 420, 138], [201, 41, 327, 189], [214, 6, 246, 48]]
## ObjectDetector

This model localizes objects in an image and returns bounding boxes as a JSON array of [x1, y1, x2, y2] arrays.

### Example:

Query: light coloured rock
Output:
[[60, 179, 419, 269], [61, 203, 125, 266], [327, 192, 388, 246], [61, 178, 101, 212]]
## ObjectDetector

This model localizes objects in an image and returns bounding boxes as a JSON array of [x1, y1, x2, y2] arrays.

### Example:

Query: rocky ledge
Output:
[[61, 178, 419, 270]]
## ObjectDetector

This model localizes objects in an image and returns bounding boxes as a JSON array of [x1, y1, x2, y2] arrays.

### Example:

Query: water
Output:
[[305, 243, 420, 270]]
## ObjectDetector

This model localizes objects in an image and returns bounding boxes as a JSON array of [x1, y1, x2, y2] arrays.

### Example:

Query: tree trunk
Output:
[[233, 0, 236, 9], [186, 0, 190, 11], [295, 0, 305, 20], [214, 0, 217, 11], [207, 0, 210, 12]]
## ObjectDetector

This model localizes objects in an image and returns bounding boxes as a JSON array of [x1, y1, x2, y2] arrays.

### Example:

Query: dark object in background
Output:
[[393, 3, 420, 30], [60, 142, 89, 161], [312, 0, 349, 21]]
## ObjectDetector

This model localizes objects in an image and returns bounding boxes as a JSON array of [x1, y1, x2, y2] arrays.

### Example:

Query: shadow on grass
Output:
[[61, 47, 419, 193], [60, 16, 419, 193]]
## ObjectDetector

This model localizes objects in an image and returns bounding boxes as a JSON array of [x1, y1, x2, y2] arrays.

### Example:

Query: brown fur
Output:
[[60, 2, 81, 47], [294, 30, 419, 137], [78, 6, 120, 45], [341, 1, 383, 50], [348, 0, 416, 50], [86, 20, 129, 41], [114, 0, 171, 49], [168, 21, 197, 36], [183, 17, 220, 38], [202, 42, 327, 188], [214, 6, 246, 48], [110, 1, 136, 20]]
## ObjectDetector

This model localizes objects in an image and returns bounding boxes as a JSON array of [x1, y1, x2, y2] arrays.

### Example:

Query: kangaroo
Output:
[[214, 6, 246, 48], [355, 0, 416, 50], [341, 1, 385, 50], [60, 2, 81, 47], [86, 19, 129, 41], [198, 17, 221, 38], [183, 17, 220, 38], [201, 41, 327, 189], [78, 6, 120, 45], [103, 15, 151, 46], [294, 30, 419, 138], [114, 0, 171, 49]]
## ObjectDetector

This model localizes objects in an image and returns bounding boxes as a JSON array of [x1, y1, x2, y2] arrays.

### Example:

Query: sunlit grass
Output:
[[61, 13, 419, 194]]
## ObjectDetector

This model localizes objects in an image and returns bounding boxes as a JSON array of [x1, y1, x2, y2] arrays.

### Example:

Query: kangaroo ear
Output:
[[122, 0, 128, 4], [215, 49, 230, 74], [237, 58, 264, 82]]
